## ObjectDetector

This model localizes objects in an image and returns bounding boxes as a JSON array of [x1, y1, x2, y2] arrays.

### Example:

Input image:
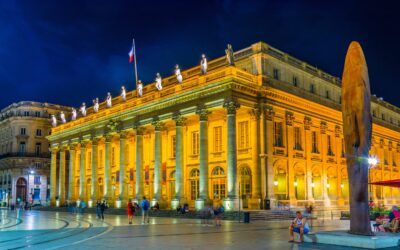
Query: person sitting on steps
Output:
[[289, 211, 309, 243]]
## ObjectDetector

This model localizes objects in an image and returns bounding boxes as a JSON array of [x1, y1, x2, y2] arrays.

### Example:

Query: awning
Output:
[[369, 179, 400, 188]]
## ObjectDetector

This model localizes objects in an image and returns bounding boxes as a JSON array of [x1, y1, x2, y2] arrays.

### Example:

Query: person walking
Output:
[[100, 200, 107, 221], [140, 197, 150, 224], [96, 200, 101, 219], [127, 200, 134, 224], [80, 201, 86, 214]]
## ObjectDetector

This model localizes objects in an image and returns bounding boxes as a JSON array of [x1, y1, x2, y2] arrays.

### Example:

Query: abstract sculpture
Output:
[[200, 54, 207, 74], [175, 64, 183, 83], [155, 73, 162, 91], [341, 41, 373, 236]]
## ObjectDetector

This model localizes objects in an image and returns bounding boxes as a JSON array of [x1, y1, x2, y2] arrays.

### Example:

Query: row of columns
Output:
[[50, 99, 242, 209]]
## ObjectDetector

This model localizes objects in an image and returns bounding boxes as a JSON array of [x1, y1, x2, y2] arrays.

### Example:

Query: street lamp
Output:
[[28, 169, 35, 205], [368, 156, 378, 201]]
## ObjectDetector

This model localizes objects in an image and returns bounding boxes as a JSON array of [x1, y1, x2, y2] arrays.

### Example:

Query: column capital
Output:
[[263, 105, 274, 121], [320, 121, 327, 134], [119, 130, 129, 139], [285, 111, 294, 126], [105, 134, 113, 143], [223, 98, 240, 115], [173, 112, 186, 126], [196, 106, 210, 121], [152, 118, 164, 131], [335, 125, 341, 137], [304, 116, 312, 130], [80, 140, 90, 148], [51, 146, 59, 153], [250, 106, 261, 121], [106, 119, 121, 133], [91, 137, 102, 146], [69, 143, 78, 151]]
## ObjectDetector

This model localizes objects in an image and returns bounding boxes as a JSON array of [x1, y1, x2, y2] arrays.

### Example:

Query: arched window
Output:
[[211, 166, 226, 200], [239, 166, 252, 196], [190, 169, 200, 200]]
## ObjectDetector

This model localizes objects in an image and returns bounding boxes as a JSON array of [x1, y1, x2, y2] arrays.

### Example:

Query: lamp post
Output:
[[28, 169, 34, 205], [367, 157, 378, 202]]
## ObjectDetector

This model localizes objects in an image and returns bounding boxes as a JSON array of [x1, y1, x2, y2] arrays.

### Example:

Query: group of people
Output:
[[126, 196, 151, 225], [373, 206, 400, 232]]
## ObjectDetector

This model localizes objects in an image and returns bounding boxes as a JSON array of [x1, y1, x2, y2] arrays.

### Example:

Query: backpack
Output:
[[142, 200, 149, 211], [219, 206, 225, 213]]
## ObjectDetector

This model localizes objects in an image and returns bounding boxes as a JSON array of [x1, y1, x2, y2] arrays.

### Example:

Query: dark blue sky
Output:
[[1, 0, 399, 109]]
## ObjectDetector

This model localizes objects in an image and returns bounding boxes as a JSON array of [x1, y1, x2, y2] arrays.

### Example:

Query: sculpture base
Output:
[[195, 199, 205, 211], [304, 230, 400, 249], [171, 199, 180, 210], [223, 197, 239, 211]]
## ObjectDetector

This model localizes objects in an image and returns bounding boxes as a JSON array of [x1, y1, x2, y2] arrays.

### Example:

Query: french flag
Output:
[[128, 45, 134, 64]]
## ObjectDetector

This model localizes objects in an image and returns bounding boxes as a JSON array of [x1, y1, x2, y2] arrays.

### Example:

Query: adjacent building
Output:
[[0, 101, 70, 206], [47, 41, 400, 210]]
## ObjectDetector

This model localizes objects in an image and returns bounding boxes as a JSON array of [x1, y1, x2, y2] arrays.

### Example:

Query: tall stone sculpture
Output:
[[342, 41, 373, 235]]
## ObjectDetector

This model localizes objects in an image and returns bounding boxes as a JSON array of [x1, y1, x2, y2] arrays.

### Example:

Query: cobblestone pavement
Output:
[[0, 209, 398, 250]]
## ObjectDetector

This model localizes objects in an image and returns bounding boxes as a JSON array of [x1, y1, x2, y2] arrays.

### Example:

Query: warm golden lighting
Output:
[[274, 181, 278, 186]]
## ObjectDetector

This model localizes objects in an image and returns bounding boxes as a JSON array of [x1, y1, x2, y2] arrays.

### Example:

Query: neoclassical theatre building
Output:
[[48, 41, 400, 210]]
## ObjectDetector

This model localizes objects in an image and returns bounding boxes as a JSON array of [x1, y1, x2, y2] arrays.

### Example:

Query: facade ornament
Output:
[[60, 112, 66, 124], [152, 117, 164, 131], [200, 54, 207, 74], [137, 80, 143, 97], [264, 105, 274, 121], [175, 65, 183, 83], [196, 106, 210, 121], [389, 141, 393, 151], [121, 86, 127, 101], [51, 115, 57, 127], [133, 122, 144, 135], [119, 130, 129, 139], [80, 103, 87, 117], [173, 112, 187, 126], [285, 111, 294, 126], [225, 44, 235, 66], [320, 121, 327, 134], [335, 125, 341, 137], [155, 73, 163, 91], [80, 140, 89, 149], [380, 139, 384, 148], [93, 98, 99, 113], [106, 92, 112, 108], [106, 119, 121, 133], [304, 116, 312, 130], [223, 98, 240, 115], [71, 108, 77, 121]]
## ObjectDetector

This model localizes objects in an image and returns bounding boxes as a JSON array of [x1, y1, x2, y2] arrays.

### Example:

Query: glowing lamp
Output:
[[311, 183, 315, 188], [274, 181, 278, 186], [294, 181, 298, 187], [340, 184, 344, 188], [368, 157, 378, 166], [327, 183, 330, 188]]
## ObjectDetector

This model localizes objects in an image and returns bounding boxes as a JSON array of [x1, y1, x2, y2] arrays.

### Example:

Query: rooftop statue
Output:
[[342, 41, 373, 236], [200, 54, 207, 74], [106, 92, 112, 108], [51, 114, 57, 127], [80, 102, 87, 117], [121, 86, 127, 101], [155, 73, 162, 91], [71, 108, 77, 121], [175, 64, 183, 83], [225, 44, 235, 66], [137, 80, 143, 97], [93, 98, 99, 113], [60, 112, 66, 124]]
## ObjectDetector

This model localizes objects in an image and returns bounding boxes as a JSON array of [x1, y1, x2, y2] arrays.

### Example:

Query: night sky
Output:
[[1, 1, 399, 109]]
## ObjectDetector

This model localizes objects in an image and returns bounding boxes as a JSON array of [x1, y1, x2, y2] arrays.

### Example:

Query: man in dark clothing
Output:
[[100, 200, 107, 220]]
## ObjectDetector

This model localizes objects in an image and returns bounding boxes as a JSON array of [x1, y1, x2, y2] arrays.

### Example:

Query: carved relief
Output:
[[320, 121, 327, 134], [285, 111, 294, 126], [304, 116, 312, 130], [223, 98, 240, 115]]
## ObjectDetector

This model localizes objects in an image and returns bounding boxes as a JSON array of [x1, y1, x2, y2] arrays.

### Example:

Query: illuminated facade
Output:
[[0, 101, 70, 206], [47, 42, 400, 210]]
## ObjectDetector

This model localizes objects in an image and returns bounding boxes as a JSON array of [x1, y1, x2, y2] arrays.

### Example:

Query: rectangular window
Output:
[[214, 126, 222, 152], [326, 90, 330, 99], [171, 135, 176, 158], [19, 142, 26, 154], [311, 131, 318, 153], [327, 135, 334, 156], [294, 127, 302, 150], [36, 129, 42, 137], [34, 176, 41, 185], [191, 180, 199, 200], [20, 128, 26, 135], [273, 68, 280, 80], [191, 131, 200, 155], [24, 111, 29, 116], [274, 122, 283, 147], [310, 84, 315, 93], [238, 121, 249, 149], [293, 76, 298, 87], [35, 143, 42, 155]]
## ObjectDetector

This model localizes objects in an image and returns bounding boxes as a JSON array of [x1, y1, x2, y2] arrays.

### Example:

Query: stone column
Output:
[[90, 139, 99, 204], [135, 128, 144, 200], [320, 122, 330, 206], [196, 107, 209, 210], [251, 107, 261, 208], [68, 144, 76, 201], [265, 107, 276, 206], [58, 147, 66, 205], [104, 135, 112, 200], [286, 111, 296, 204], [152, 119, 163, 204], [223, 98, 240, 210], [172, 114, 186, 207], [79, 142, 87, 201], [304, 117, 313, 202], [50, 146, 58, 206], [118, 132, 128, 205]]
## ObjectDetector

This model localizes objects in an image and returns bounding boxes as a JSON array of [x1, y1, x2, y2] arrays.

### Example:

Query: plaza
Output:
[[2, 208, 397, 250]]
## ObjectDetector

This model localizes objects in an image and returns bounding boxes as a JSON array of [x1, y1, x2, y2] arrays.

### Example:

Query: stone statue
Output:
[[342, 41, 373, 236], [137, 80, 143, 97], [225, 44, 235, 66], [106, 92, 112, 108], [60, 112, 66, 124], [200, 54, 207, 74], [51, 115, 57, 127], [121, 86, 127, 101], [71, 108, 77, 121], [175, 64, 183, 83], [93, 98, 99, 113], [80, 102, 87, 117], [155, 73, 162, 91]]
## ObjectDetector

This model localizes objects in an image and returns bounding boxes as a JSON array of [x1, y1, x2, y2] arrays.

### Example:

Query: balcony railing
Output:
[[0, 152, 51, 160]]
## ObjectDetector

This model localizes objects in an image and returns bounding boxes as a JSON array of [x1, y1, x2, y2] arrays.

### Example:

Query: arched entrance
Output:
[[239, 165, 252, 208], [16, 178, 27, 202]]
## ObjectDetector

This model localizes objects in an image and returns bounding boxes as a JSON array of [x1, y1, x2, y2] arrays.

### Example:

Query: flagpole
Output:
[[133, 38, 139, 96]]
